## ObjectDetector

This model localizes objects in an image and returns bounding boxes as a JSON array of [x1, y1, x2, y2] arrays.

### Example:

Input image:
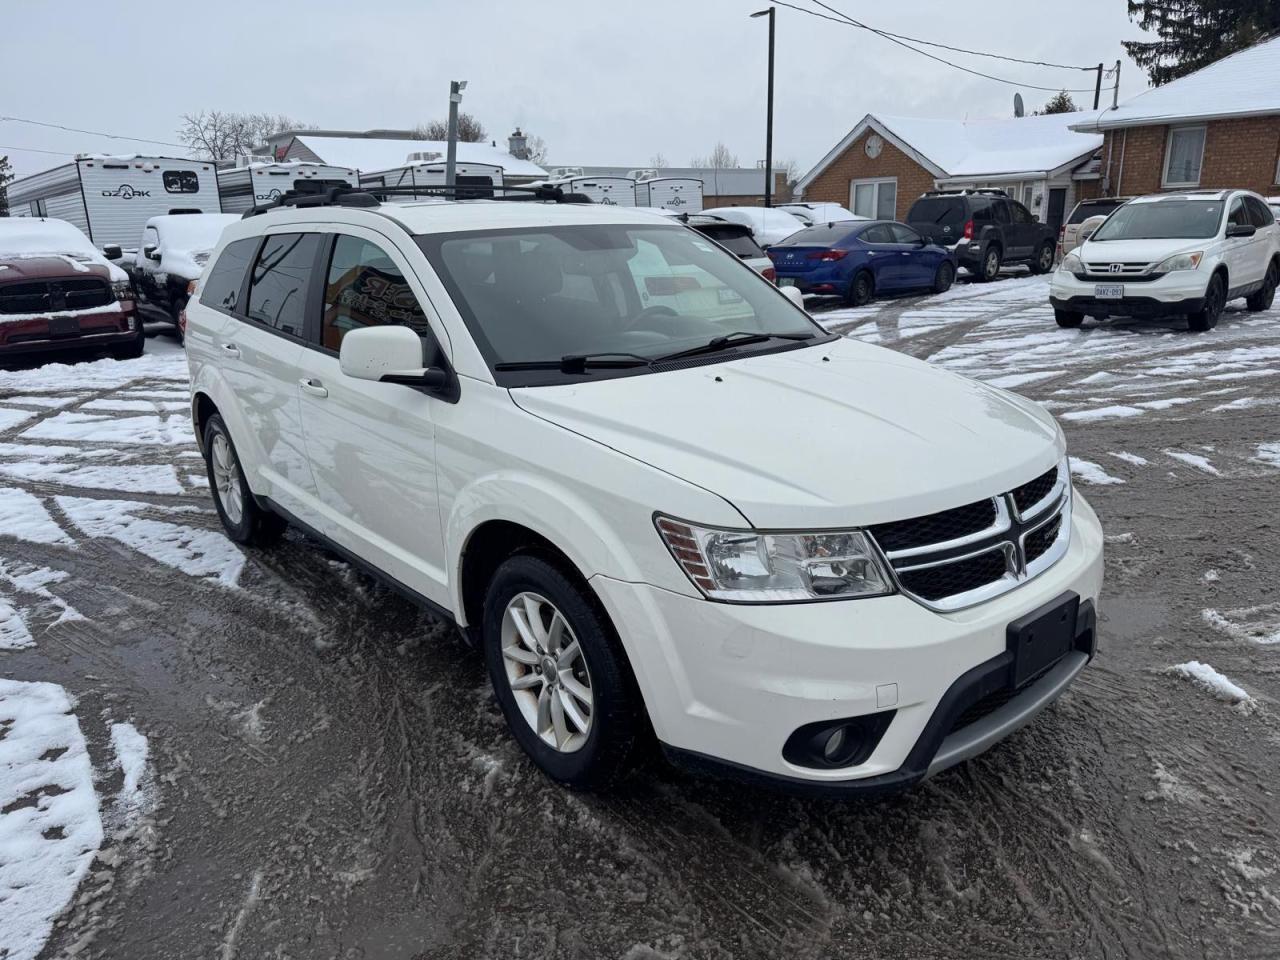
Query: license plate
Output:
[[1007, 594, 1078, 688], [778, 277, 797, 287], [48, 316, 81, 337], [1094, 284, 1124, 299]]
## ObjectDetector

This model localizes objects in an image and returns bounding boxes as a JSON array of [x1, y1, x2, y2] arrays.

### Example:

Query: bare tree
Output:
[[524, 134, 549, 165], [649, 152, 668, 168], [777, 158, 800, 187], [415, 113, 487, 143], [690, 142, 739, 169], [178, 111, 309, 160]]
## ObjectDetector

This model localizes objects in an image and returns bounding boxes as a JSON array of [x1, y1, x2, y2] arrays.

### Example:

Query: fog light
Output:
[[783, 711, 895, 770], [822, 727, 848, 762]]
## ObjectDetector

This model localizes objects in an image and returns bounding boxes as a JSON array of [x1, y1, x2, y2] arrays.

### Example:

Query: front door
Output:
[[1007, 201, 1039, 259], [1047, 189, 1067, 236], [295, 229, 449, 607], [887, 223, 935, 287]]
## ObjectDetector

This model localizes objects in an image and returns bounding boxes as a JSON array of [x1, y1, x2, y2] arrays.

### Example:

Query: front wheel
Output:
[[1246, 263, 1277, 312], [203, 414, 287, 546], [1030, 242, 1055, 275], [932, 260, 955, 293], [482, 555, 642, 791], [111, 316, 146, 360], [1054, 308, 1084, 329], [1188, 274, 1225, 332]]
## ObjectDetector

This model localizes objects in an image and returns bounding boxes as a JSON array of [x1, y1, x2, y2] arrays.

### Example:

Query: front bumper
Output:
[[590, 493, 1104, 795], [1049, 268, 1209, 317], [0, 304, 138, 356]]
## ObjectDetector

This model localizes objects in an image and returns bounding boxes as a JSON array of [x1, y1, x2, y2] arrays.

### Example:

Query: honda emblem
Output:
[[1108, 263, 1122, 273]]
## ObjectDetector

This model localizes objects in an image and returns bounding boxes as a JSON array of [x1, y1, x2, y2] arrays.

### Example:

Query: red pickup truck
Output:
[[0, 218, 144, 361]]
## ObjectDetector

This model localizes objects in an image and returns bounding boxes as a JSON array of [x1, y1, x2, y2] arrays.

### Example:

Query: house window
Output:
[[850, 178, 897, 219], [1163, 126, 1206, 187]]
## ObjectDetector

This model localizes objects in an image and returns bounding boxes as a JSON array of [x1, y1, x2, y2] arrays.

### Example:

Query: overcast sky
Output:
[[3, 0, 1154, 180]]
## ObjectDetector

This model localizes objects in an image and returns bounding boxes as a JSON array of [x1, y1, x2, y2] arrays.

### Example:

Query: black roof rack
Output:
[[922, 188, 1010, 198], [242, 182, 593, 218]]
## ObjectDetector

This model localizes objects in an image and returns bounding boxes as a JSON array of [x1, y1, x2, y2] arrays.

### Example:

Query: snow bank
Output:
[[0, 679, 104, 960], [1170, 661, 1252, 705]]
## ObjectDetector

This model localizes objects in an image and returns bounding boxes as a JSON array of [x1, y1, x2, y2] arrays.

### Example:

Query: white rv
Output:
[[218, 161, 359, 214], [359, 160, 504, 200], [4, 155, 220, 252], [549, 176, 636, 206], [634, 177, 704, 213], [546, 166, 585, 179]]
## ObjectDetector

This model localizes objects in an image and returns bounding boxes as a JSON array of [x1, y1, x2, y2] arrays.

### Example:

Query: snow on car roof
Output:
[[1072, 34, 1280, 131], [147, 214, 241, 253], [291, 135, 546, 178]]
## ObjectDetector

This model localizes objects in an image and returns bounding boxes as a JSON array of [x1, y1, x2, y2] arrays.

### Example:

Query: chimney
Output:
[[508, 127, 528, 160]]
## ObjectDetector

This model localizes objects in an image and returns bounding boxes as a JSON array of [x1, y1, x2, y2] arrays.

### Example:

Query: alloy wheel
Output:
[[1038, 246, 1053, 271], [985, 250, 1000, 279], [210, 433, 244, 525], [500, 591, 594, 752]]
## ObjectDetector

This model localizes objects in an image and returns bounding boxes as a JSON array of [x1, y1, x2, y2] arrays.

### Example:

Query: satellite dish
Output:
[[1014, 93, 1025, 117]]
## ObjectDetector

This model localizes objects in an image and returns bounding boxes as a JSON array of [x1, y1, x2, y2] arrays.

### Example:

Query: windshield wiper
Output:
[[654, 330, 816, 364], [494, 352, 653, 374]]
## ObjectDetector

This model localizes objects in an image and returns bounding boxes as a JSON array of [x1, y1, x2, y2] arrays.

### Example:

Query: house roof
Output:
[[796, 112, 1102, 193], [1071, 35, 1280, 131], [286, 135, 547, 177]]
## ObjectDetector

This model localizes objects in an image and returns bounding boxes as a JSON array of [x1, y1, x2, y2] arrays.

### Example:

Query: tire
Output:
[[978, 246, 1001, 282], [1030, 242, 1055, 275], [1246, 262, 1278, 312], [482, 554, 642, 791], [932, 261, 955, 294], [111, 317, 146, 360], [1054, 309, 1085, 329], [847, 270, 874, 306], [1188, 274, 1226, 332], [171, 296, 188, 345], [202, 413, 287, 546]]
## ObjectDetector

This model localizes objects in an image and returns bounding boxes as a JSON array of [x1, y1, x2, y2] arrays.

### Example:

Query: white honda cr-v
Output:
[[186, 187, 1104, 796]]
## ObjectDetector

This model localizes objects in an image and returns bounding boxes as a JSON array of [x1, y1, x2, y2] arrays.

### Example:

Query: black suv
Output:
[[906, 190, 1057, 281]]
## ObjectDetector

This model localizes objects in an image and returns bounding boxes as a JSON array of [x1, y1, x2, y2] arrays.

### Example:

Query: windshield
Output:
[[418, 224, 823, 385], [1091, 200, 1224, 240], [907, 197, 965, 229], [1068, 200, 1125, 225]]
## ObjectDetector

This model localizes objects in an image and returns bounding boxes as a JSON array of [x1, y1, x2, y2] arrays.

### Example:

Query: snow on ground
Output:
[[1069, 458, 1125, 485], [1255, 442, 1280, 468], [0, 679, 104, 960], [0, 487, 74, 546], [1108, 451, 1149, 467], [23, 411, 195, 447], [1169, 661, 1254, 706], [107, 722, 155, 829], [0, 459, 185, 496], [0, 407, 36, 431], [1202, 606, 1280, 646], [1164, 449, 1221, 476]]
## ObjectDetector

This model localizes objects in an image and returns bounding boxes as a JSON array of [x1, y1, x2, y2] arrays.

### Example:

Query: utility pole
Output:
[[445, 79, 467, 188], [1111, 60, 1121, 110], [1093, 63, 1103, 110], [751, 7, 775, 207]]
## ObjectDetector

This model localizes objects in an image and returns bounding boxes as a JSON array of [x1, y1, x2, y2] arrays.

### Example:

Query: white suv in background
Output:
[[186, 188, 1104, 796], [1050, 189, 1280, 332]]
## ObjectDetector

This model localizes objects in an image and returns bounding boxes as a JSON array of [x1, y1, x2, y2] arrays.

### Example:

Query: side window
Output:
[[199, 237, 258, 314], [1228, 199, 1250, 228], [994, 202, 1013, 225], [861, 224, 894, 244], [1245, 196, 1274, 227], [1011, 203, 1034, 224], [322, 235, 439, 358], [888, 223, 921, 244], [971, 201, 992, 223], [163, 170, 199, 194], [246, 233, 321, 337]]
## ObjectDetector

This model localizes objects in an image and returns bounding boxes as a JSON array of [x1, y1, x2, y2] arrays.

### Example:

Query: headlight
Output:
[[1060, 253, 1082, 273], [111, 280, 135, 301], [655, 516, 894, 602], [1153, 251, 1203, 273]]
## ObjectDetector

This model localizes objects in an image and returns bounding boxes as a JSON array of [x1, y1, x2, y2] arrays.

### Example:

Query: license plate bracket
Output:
[[48, 316, 81, 337], [1094, 283, 1124, 299], [1007, 593, 1079, 688]]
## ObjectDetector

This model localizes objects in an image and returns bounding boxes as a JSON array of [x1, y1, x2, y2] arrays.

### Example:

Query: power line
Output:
[[0, 115, 187, 150], [0, 143, 75, 157], [770, 1, 1100, 93]]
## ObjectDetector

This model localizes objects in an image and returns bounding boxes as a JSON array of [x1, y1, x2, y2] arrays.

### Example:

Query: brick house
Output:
[[1070, 35, 1280, 199], [795, 113, 1102, 233]]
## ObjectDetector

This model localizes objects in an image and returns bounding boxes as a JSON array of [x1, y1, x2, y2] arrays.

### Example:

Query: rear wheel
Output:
[[203, 414, 286, 546], [978, 246, 1001, 282], [1246, 262, 1277, 312], [847, 270, 874, 306], [1030, 242, 1055, 275], [1054, 309, 1084, 329], [1188, 274, 1225, 332], [932, 261, 955, 294], [482, 555, 642, 791]]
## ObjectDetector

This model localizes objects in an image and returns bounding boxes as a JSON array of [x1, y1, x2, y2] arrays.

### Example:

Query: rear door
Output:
[[1225, 197, 1264, 289], [294, 228, 449, 606]]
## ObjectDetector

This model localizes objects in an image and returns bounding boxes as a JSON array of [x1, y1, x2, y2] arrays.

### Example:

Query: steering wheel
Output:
[[623, 304, 679, 332]]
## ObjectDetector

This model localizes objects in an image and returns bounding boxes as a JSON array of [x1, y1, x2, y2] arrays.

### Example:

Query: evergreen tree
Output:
[[0, 155, 12, 217], [1036, 90, 1079, 114], [1124, 0, 1280, 86]]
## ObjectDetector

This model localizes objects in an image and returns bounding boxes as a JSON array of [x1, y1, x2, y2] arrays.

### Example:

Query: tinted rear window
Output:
[[200, 237, 258, 314], [699, 227, 765, 258], [246, 233, 322, 336], [775, 223, 859, 246], [1068, 200, 1125, 224], [907, 197, 965, 228]]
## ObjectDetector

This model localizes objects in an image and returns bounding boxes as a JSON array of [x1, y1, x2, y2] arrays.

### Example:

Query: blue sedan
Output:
[[767, 220, 957, 305]]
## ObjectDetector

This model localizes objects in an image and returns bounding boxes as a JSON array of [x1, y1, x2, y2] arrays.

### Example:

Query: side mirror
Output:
[[1227, 222, 1257, 238], [101, 243, 123, 260], [143, 244, 161, 261], [339, 325, 447, 389], [780, 285, 805, 309], [914, 236, 928, 246]]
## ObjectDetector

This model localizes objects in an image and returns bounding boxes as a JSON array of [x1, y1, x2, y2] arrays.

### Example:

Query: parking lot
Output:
[[1, 274, 1278, 959]]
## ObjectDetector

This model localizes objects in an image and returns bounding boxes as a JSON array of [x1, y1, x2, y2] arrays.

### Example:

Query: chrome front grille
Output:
[[868, 462, 1072, 612], [1082, 261, 1152, 276]]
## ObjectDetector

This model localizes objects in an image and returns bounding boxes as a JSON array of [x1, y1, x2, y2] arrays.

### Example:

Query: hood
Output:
[[1076, 237, 1205, 265], [0, 256, 115, 282], [510, 337, 1063, 529]]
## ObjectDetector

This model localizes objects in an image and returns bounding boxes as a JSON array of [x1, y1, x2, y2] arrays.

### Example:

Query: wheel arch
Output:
[[191, 390, 218, 456]]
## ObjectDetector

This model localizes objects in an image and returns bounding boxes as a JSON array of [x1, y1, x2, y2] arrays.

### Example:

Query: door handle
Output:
[[299, 377, 328, 398], [220, 342, 240, 358]]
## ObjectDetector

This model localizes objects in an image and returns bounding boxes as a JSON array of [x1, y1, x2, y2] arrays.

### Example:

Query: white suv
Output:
[[186, 189, 1104, 795], [1050, 189, 1280, 332]]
